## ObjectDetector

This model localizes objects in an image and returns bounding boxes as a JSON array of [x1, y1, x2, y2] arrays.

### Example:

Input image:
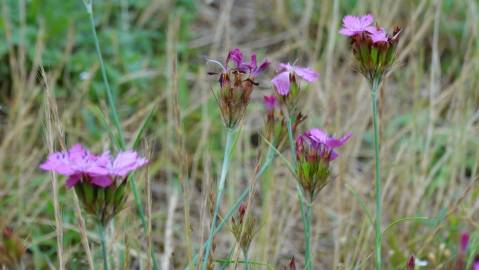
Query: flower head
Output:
[[209, 48, 269, 128], [271, 63, 319, 96], [40, 144, 148, 225], [339, 14, 374, 36], [295, 128, 351, 201], [339, 14, 401, 85]]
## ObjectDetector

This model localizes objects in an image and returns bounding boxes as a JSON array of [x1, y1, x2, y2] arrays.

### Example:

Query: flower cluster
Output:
[[210, 48, 269, 129], [230, 203, 257, 256], [0, 227, 25, 267], [262, 63, 318, 150], [40, 144, 148, 225], [339, 14, 401, 86], [295, 128, 351, 202]]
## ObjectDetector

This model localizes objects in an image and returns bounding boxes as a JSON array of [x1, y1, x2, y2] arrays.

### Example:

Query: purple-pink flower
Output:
[[367, 27, 389, 43], [339, 14, 374, 36], [224, 48, 269, 77], [460, 232, 470, 253], [271, 63, 319, 96], [295, 128, 351, 201], [263, 95, 277, 112], [40, 144, 148, 188], [303, 128, 352, 161]]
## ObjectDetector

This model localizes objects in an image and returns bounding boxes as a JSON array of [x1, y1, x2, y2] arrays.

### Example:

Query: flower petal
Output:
[[66, 174, 82, 188], [294, 66, 319, 82], [90, 175, 113, 188], [271, 72, 291, 96], [39, 152, 74, 176]]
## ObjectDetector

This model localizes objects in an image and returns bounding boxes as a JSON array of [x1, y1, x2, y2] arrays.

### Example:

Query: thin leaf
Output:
[[345, 184, 374, 227]]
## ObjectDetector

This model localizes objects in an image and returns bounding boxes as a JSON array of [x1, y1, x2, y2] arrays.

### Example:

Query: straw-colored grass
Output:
[[0, 0, 478, 269]]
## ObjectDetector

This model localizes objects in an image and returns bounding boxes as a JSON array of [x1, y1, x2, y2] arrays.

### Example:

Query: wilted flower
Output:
[[230, 203, 257, 256], [209, 48, 269, 129], [40, 144, 148, 225], [0, 227, 26, 267], [295, 128, 351, 201], [339, 14, 401, 86]]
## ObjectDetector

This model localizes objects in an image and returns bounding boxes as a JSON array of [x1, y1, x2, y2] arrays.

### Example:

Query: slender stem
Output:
[[99, 225, 109, 270], [371, 79, 382, 270], [284, 110, 313, 268], [86, 8, 125, 147], [201, 128, 236, 270], [243, 249, 249, 270], [187, 145, 275, 269], [303, 202, 313, 269], [84, 4, 159, 269]]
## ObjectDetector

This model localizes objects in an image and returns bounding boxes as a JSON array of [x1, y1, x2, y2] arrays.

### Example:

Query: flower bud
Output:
[[295, 128, 351, 202], [230, 203, 257, 255], [407, 256, 415, 270], [262, 95, 306, 152]]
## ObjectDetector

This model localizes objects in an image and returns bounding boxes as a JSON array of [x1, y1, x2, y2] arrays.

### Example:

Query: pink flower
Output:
[[339, 14, 374, 36], [406, 256, 415, 270], [40, 144, 148, 188], [305, 128, 352, 160], [263, 95, 277, 112], [474, 258, 479, 270], [271, 63, 319, 96], [224, 48, 269, 76], [367, 27, 389, 43], [460, 232, 470, 253]]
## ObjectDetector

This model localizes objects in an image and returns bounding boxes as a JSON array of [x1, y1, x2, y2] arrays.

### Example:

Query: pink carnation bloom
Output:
[[40, 144, 148, 188], [339, 14, 374, 36], [271, 63, 319, 96], [304, 128, 352, 161], [367, 27, 389, 43]]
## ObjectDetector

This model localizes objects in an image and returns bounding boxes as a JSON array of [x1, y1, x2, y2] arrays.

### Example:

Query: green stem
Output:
[[98, 225, 109, 270], [86, 6, 124, 147], [304, 202, 313, 269], [371, 79, 382, 270], [188, 145, 275, 269], [201, 128, 236, 270], [243, 249, 249, 270], [83, 3, 159, 269]]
